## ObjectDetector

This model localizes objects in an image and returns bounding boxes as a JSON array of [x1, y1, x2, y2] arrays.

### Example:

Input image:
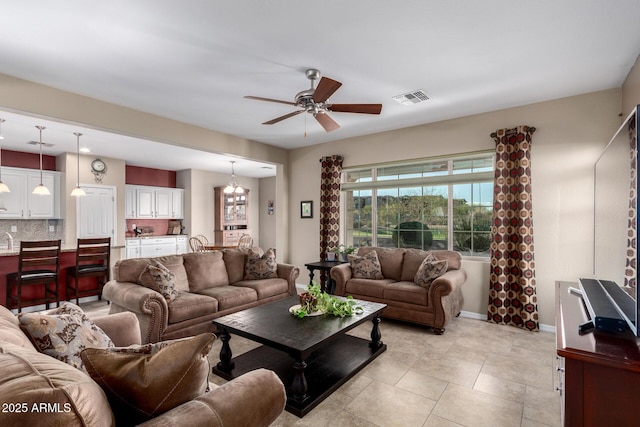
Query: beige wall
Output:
[[259, 176, 277, 252], [288, 89, 622, 327], [622, 54, 640, 115]]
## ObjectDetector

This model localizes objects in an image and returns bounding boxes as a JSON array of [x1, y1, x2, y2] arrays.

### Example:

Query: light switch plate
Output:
[[49, 225, 55, 232], [10, 225, 16, 232]]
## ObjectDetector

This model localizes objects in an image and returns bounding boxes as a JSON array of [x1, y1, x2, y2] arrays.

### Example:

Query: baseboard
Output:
[[460, 310, 554, 332]]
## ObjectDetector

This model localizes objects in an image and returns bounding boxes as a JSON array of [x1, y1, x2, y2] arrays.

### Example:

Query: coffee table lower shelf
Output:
[[212, 333, 386, 417]]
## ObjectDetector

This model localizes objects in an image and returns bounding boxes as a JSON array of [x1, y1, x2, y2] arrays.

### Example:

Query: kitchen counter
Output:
[[126, 235, 188, 239], [0, 243, 125, 257]]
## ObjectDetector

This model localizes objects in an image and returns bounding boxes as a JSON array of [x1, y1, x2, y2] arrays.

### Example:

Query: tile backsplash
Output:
[[0, 219, 65, 247]]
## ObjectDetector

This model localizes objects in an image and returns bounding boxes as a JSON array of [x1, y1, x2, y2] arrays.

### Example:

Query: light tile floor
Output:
[[83, 301, 561, 427]]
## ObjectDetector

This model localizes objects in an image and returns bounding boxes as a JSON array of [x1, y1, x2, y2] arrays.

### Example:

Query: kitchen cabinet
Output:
[[0, 167, 60, 219], [125, 239, 140, 259], [125, 236, 189, 259], [125, 187, 136, 218], [176, 236, 188, 254], [139, 237, 176, 257], [214, 187, 249, 246], [125, 185, 184, 219]]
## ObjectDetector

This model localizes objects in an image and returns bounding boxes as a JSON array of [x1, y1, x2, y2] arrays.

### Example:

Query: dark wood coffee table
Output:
[[212, 295, 387, 417]]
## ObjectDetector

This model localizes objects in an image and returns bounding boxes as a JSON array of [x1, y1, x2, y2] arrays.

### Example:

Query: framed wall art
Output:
[[300, 200, 313, 218]]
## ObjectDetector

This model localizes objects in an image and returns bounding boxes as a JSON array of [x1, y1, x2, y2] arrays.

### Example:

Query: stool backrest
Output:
[[18, 240, 62, 273], [76, 237, 111, 266]]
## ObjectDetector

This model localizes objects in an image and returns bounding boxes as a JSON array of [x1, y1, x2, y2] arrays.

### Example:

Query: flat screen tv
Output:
[[593, 104, 639, 335]]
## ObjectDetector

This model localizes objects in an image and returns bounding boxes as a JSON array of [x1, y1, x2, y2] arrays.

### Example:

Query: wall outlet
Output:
[[49, 225, 55, 232], [10, 225, 16, 232]]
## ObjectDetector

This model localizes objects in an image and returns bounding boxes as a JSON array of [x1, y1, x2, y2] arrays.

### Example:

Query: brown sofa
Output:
[[103, 249, 300, 343], [0, 304, 286, 427], [331, 247, 467, 334]]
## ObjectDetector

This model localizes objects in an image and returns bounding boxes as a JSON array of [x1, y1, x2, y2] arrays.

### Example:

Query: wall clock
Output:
[[91, 158, 107, 183]]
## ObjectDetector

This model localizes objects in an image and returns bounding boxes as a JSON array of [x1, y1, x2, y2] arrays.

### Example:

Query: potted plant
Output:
[[330, 244, 356, 261]]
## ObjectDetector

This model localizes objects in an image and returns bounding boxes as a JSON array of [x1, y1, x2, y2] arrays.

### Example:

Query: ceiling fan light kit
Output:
[[245, 68, 382, 132]]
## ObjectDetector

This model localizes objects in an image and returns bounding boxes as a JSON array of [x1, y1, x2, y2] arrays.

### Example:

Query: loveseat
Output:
[[331, 247, 466, 334], [0, 303, 286, 426], [103, 248, 299, 343]]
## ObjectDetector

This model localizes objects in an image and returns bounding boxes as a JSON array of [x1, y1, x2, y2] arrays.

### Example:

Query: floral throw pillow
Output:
[[414, 253, 448, 289], [138, 259, 179, 302], [18, 302, 114, 372], [349, 250, 384, 279], [244, 248, 277, 280]]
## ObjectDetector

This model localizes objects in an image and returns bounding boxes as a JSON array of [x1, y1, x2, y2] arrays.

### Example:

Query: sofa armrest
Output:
[[331, 263, 353, 296], [137, 368, 286, 427], [430, 269, 467, 297], [92, 311, 142, 347], [102, 280, 169, 344], [277, 263, 300, 295]]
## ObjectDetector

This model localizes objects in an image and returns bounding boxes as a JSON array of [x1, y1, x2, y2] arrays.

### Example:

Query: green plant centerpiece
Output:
[[291, 282, 363, 318], [329, 244, 357, 261]]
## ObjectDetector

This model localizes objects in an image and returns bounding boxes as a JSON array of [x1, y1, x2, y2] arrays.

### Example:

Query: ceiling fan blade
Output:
[[262, 110, 303, 125], [313, 77, 342, 103], [314, 113, 340, 132], [328, 103, 382, 115], [244, 96, 296, 106]]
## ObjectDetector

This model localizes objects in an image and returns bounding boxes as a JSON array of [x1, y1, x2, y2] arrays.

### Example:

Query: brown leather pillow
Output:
[[81, 333, 215, 426]]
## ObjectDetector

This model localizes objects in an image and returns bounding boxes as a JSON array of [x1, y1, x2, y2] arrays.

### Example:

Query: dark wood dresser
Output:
[[556, 281, 640, 426]]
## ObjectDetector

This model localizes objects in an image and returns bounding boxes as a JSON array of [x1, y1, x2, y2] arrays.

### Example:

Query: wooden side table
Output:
[[304, 260, 347, 294]]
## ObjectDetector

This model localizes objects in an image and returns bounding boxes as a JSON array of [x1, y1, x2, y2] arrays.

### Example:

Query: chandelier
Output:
[[223, 160, 244, 194]]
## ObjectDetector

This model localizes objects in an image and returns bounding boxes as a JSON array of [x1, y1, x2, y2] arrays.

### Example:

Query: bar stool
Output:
[[66, 237, 111, 304], [6, 240, 62, 313]]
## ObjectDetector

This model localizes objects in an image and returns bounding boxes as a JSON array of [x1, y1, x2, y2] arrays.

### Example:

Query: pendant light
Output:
[[32, 125, 50, 195], [70, 132, 86, 197], [0, 119, 9, 193], [223, 160, 244, 194]]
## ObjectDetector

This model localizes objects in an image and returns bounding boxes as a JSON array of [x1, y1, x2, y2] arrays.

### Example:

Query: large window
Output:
[[342, 153, 494, 257]]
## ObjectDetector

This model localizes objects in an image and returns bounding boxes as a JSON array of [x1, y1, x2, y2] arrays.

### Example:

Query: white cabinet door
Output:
[[125, 187, 137, 218], [176, 236, 188, 254], [125, 240, 140, 259], [26, 173, 55, 218], [136, 188, 155, 218], [171, 189, 184, 219], [155, 189, 172, 218], [0, 171, 26, 218]]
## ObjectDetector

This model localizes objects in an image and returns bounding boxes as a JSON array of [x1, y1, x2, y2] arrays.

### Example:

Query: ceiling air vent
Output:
[[392, 89, 430, 106], [27, 140, 55, 148]]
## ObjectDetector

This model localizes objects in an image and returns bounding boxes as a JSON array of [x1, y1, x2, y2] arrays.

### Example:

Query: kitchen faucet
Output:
[[5, 232, 13, 251]]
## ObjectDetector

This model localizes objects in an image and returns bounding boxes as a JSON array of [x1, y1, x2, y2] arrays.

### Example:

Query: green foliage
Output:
[[392, 221, 433, 249], [290, 282, 363, 318]]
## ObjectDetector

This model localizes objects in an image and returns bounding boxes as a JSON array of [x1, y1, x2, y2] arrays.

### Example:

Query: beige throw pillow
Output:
[[18, 302, 114, 372], [244, 248, 277, 280], [138, 259, 179, 302], [81, 333, 215, 427], [414, 253, 448, 289], [349, 250, 384, 279]]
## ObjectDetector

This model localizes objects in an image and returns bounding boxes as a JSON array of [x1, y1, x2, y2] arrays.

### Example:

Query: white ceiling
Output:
[[0, 1, 639, 177]]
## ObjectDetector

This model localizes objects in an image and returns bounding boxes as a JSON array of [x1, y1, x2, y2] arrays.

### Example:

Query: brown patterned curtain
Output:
[[626, 116, 637, 288], [319, 155, 343, 260], [488, 125, 539, 331]]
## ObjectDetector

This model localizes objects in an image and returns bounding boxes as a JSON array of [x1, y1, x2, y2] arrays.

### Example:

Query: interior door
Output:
[[77, 185, 115, 240]]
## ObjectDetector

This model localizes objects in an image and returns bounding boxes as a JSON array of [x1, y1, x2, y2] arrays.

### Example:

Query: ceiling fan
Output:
[[244, 69, 382, 132]]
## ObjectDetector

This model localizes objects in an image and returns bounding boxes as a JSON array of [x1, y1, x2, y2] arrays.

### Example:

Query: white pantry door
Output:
[[76, 185, 116, 241]]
